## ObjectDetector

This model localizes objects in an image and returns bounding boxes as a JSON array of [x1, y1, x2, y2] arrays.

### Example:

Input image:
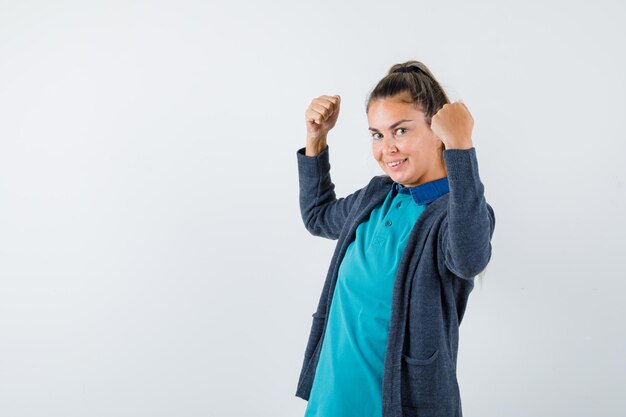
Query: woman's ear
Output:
[[439, 142, 446, 163]]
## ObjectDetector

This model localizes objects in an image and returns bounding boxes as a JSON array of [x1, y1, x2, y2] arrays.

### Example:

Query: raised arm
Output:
[[439, 147, 495, 279], [297, 144, 365, 240], [430, 101, 495, 279], [297, 94, 364, 239]]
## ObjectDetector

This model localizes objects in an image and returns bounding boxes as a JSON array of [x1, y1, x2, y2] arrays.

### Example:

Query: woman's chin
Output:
[[389, 172, 405, 182], [382, 166, 408, 183]]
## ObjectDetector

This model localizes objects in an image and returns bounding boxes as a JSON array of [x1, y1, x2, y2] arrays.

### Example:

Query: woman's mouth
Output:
[[386, 158, 408, 170]]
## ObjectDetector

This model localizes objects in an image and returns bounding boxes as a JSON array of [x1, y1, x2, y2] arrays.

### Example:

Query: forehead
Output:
[[367, 96, 426, 124]]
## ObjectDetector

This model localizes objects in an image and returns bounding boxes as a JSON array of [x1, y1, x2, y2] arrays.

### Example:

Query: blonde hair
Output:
[[477, 266, 489, 288]]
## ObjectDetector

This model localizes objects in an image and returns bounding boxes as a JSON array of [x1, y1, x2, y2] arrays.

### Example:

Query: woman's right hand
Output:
[[305, 95, 341, 143]]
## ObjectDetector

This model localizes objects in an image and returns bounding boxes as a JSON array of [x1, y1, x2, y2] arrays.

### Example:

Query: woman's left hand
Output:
[[430, 101, 474, 150]]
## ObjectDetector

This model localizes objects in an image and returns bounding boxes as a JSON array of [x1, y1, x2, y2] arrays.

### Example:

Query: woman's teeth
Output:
[[387, 158, 407, 167]]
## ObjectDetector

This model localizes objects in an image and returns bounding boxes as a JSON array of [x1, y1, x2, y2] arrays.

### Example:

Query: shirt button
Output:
[[385, 220, 392, 227], [395, 202, 402, 208]]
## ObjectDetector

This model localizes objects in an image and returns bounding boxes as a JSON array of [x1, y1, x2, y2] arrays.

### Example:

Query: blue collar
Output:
[[392, 177, 449, 205]]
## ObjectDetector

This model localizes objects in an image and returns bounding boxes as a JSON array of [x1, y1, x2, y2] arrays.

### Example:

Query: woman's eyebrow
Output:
[[368, 119, 414, 132]]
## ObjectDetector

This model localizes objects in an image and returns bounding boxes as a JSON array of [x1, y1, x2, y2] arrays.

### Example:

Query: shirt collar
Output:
[[392, 177, 449, 205]]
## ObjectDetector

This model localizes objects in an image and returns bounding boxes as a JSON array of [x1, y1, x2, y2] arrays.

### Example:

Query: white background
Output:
[[1, 1, 625, 416]]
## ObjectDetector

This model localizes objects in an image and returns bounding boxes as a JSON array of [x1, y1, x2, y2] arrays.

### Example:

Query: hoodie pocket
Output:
[[400, 349, 459, 416], [303, 311, 326, 361], [402, 349, 439, 366]]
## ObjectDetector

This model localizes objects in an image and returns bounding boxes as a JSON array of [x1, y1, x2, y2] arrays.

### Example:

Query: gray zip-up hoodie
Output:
[[295, 144, 495, 417]]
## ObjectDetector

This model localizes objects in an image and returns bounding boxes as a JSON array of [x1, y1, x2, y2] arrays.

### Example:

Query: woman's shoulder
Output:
[[368, 174, 393, 189], [354, 175, 394, 201]]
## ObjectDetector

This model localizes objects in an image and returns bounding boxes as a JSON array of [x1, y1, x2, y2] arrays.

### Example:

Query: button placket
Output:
[[368, 190, 406, 250]]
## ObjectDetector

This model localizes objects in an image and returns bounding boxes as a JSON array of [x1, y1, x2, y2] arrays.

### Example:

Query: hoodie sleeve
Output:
[[439, 147, 496, 279], [296, 145, 365, 240]]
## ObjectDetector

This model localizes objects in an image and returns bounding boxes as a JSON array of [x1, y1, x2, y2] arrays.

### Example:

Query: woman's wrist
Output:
[[305, 135, 328, 156], [443, 137, 474, 150]]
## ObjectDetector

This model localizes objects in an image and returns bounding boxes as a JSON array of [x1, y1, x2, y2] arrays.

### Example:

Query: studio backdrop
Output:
[[0, 1, 624, 416]]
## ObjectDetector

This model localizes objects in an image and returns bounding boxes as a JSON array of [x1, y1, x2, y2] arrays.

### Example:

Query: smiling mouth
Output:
[[386, 158, 408, 168]]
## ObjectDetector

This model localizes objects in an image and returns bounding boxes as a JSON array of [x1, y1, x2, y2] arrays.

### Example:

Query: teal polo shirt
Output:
[[304, 177, 449, 417]]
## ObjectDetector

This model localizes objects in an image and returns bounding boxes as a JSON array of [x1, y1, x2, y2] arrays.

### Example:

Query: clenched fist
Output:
[[305, 95, 341, 143], [430, 101, 474, 150]]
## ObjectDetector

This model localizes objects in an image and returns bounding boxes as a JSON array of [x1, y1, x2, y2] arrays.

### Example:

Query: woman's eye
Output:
[[371, 133, 382, 140], [395, 127, 407, 135]]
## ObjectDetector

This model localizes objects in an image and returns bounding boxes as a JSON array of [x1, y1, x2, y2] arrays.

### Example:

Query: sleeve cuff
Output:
[[296, 144, 331, 177], [442, 147, 480, 183]]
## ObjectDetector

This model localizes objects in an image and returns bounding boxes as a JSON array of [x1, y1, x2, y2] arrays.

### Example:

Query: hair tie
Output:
[[394, 66, 422, 74]]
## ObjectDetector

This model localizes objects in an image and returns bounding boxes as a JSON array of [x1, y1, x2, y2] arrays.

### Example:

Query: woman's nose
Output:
[[382, 136, 397, 154]]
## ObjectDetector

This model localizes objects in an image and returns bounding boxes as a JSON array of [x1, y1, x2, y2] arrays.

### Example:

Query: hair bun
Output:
[[393, 65, 422, 74]]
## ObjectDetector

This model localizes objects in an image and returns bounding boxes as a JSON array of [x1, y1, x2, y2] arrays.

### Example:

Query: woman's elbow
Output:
[[446, 242, 493, 279], [302, 214, 338, 240]]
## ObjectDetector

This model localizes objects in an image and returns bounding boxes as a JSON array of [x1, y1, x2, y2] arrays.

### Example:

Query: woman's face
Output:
[[367, 93, 446, 187]]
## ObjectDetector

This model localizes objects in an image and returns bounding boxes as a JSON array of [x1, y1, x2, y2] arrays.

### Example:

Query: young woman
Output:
[[294, 60, 495, 417]]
